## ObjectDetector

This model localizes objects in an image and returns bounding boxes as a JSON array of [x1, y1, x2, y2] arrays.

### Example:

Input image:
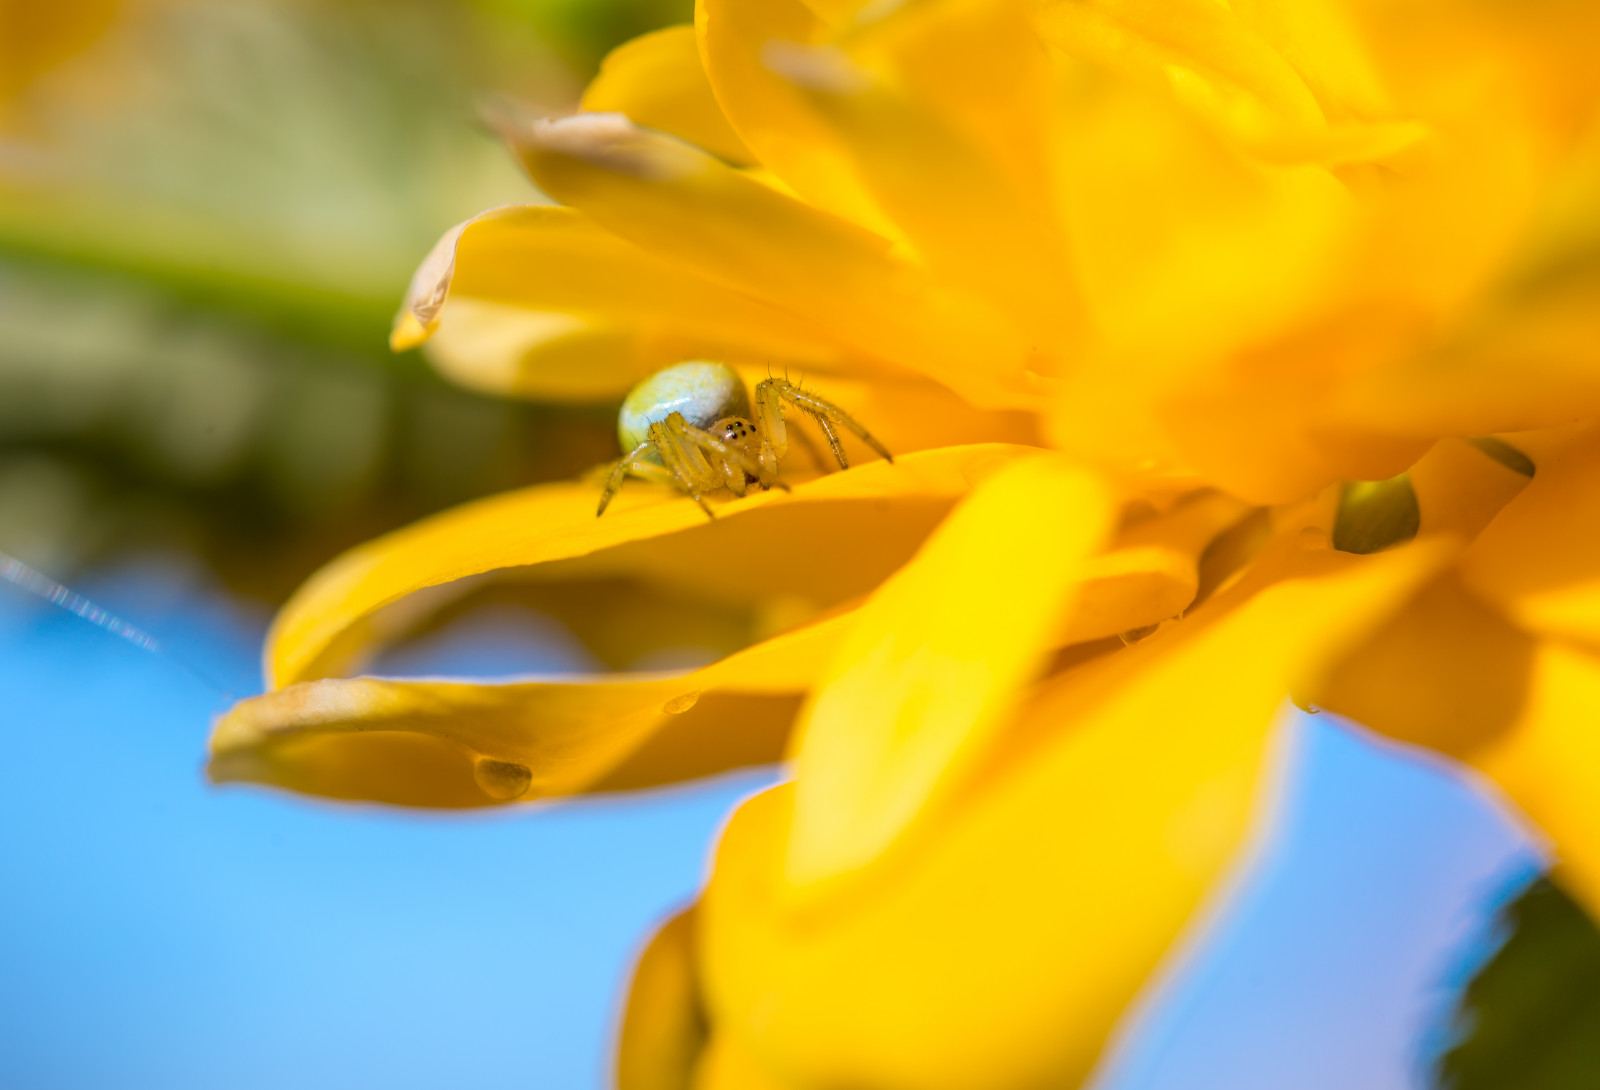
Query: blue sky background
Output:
[[0, 558, 1542, 1090]]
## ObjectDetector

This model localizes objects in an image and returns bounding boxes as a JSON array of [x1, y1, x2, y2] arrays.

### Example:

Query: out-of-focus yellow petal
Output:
[[1473, 641, 1600, 915], [695, 0, 897, 237], [1227, 0, 1396, 123], [616, 906, 706, 1090], [1044, 63, 1362, 499], [784, 456, 1115, 898], [845, 0, 1054, 191], [1314, 571, 1536, 757], [422, 297, 850, 403], [700, 536, 1449, 1090], [1407, 436, 1533, 540], [692, 1032, 795, 1090], [1459, 424, 1600, 646], [1062, 489, 1252, 645], [267, 444, 1036, 687], [211, 609, 845, 807], [764, 19, 1082, 354], [1329, 281, 1600, 439], [502, 113, 1035, 409], [390, 206, 845, 387], [583, 25, 754, 166], [1035, 0, 1423, 165], [421, 304, 1042, 452], [218, 457, 1249, 808], [422, 300, 646, 402]]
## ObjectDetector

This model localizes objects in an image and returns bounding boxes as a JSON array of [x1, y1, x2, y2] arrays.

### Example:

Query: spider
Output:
[[597, 361, 893, 517]]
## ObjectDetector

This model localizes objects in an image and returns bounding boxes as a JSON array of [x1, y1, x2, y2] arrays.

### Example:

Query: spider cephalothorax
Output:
[[597, 361, 893, 517]]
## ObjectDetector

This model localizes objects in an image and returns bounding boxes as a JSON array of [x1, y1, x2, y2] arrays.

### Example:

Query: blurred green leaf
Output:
[[1437, 877, 1600, 1090], [0, 0, 660, 596], [0, 0, 550, 350]]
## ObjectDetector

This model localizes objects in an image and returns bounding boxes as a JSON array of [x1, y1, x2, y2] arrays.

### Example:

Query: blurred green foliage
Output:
[[1437, 877, 1600, 1089], [0, 0, 687, 599], [472, 0, 692, 70]]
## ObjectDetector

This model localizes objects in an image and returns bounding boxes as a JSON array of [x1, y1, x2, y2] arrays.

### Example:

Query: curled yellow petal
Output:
[[211, 608, 844, 807], [1460, 424, 1600, 646], [1408, 435, 1533, 541], [267, 444, 1036, 687], [421, 296, 847, 403], [583, 25, 754, 166], [784, 455, 1115, 898], [1062, 489, 1252, 644], [701, 535, 1449, 1090], [501, 112, 1035, 409], [1313, 570, 1536, 757], [390, 205, 843, 382]]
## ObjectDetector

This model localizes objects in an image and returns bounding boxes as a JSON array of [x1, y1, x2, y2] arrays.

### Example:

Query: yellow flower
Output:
[[211, 0, 1600, 1086]]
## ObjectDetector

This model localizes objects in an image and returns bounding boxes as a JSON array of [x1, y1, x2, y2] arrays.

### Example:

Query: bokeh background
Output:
[[0, 2, 1592, 1087]]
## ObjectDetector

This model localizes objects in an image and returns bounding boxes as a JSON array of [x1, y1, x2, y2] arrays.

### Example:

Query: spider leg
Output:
[[651, 417, 719, 518], [757, 378, 894, 469], [753, 380, 790, 480], [808, 412, 849, 469], [597, 440, 659, 516], [667, 415, 765, 488]]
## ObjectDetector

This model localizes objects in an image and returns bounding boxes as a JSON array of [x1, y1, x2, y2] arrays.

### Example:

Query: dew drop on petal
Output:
[[1118, 623, 1159, 646], [1297, 525, 1332, 551], [474, 757, 533, 801], [661, 691, 700, 715]]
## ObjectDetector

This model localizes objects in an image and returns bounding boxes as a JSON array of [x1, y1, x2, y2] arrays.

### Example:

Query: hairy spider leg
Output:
[[667, 414, 768, 495], [811, 413, 849, 467], [651, 415, 720, 517], [754, 378, 894, 472], [597, 440, 674, 516]]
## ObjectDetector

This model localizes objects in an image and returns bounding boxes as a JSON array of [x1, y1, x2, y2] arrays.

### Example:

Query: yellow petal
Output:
[[211, 609, 845, 807], [764, 27, 1082, 354], [1035, 0, 1423, 165], [1473, 641, 1600, 915], [1459, 424, 1600, 646], [691, 1032, 795, 1090], [219, 455, 1240, 807], [422, 300, 646, 402], [390, 205, 846, 381], [1408, 435, 1533, 541], [695, 0, 898, 236], [583, 25, 754, 166], [784, 455, 1115, 898], [1044, 64, 1360, 498], [1314, 570, 1535, 758], [700, 536, 1448, 1090], [267, 444, 1036, 687], [1226, 0, 1396, 123], [422, 297, 848, 403], [421, 302, 1042, 454], [1330, 280, 1600, 439], [1062, 489, 1253, 645], [502, 112, 1036, 409], [616, 906, 706, 1090], [1037, 0, 1327, 136]]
